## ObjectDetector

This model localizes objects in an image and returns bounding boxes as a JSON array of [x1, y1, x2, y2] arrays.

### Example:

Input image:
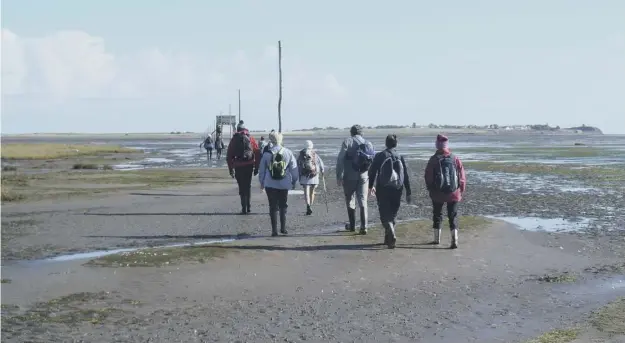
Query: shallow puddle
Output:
[[43, 238, 237, 263], [487, 215, 592, 233]]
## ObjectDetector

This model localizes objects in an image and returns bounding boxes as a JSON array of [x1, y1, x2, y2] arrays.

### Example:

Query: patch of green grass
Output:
[[0, 168, 229, 203], [454, 146, 619, 158], [1, 188, 25, 203], [2, 165, 18, 172], [1, 278, 12, 284], [1, 304, 19, 311], [584, 262, 625, 275], [1, 143, 139, 160], [102, 164, 113, 170], [535, 271, 578, 283], [591, 297, 625, 335], [1, 292, 131, 328], [464, 161, 625, 180], [72, 163, 99, 170], [85, 244, 234, 268], [525, 328, 579, 343], [347, 216, 493, 243]]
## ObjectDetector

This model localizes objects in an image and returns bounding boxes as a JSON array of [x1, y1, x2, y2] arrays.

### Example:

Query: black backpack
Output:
[[233, 132, 254, 161], [378, 151, 404, 190], [435, 154, 459, 194]]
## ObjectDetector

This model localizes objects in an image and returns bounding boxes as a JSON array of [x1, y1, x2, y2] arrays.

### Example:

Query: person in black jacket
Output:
[[367, 134, 412, 248]]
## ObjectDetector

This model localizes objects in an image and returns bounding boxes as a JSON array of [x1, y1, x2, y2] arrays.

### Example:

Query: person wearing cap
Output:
[[336, 124, 375, 234], [424, 134, 466, 249], [227, 122, 261, 214]]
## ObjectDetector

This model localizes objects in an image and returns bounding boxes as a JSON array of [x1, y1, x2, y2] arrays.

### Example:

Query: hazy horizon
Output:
[[2, 0, 624, 134]]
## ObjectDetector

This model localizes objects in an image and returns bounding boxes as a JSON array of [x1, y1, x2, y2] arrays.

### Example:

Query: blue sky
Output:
[[2, 0, 624, 133]]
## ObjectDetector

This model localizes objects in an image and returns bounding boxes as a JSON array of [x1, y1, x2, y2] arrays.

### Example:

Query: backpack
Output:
[[269, 148, 287, 180], [379, 151, 404, 190], [233, 132, 254, 161], [203, 137, 213, 150], [350, 138, 375, 173], [298, 149, 317, 178], [435, 154, 459, 194]]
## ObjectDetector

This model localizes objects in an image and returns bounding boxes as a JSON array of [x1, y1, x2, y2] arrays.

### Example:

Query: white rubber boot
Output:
[[450, 229, 458, 249], [432, 229, 441, 245]]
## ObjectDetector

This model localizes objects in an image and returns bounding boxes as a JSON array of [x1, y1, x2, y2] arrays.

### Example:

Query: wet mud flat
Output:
[[1, 219, 624, 342], [2, 138, 625, 342]]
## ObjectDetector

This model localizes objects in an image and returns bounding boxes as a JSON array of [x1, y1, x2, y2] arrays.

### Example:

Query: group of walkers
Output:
[[200, 127, 225, 161], [223, 122, 466, 249]]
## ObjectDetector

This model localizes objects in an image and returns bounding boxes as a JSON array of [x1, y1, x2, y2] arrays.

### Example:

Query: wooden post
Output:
[[278, 40, 283, 133], [238, 89, 241, 123]]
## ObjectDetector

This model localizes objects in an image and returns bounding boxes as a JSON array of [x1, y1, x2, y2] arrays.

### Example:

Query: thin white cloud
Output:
[[1, 29, 349, 104]]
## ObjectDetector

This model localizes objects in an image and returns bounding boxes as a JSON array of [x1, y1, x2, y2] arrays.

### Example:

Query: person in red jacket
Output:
[[424, 134, 466, 249], [227, 122, 261, 214]]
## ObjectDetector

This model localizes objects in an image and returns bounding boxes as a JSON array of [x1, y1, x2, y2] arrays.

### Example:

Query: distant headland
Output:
[[292, 123, 603, 135]]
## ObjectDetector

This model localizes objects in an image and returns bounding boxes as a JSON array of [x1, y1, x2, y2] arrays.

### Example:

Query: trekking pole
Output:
[[322, 173, 330, 213]]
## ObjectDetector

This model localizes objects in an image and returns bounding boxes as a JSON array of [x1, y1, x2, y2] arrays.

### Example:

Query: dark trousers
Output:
[[266, 187, 289, 233], [235, 165, 254, 210], [235, 165, 254, 197], [377, 188, 403, 224], [432, 201, 459, 230]]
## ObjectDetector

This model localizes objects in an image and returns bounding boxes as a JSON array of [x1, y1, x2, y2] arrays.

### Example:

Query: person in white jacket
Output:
[[297, 140, 325, 215], [258, 131, 299, 236]]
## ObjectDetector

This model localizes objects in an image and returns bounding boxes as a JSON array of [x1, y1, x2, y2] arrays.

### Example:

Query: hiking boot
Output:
[[345, 209, 356, 231], [279, 208, 288, 235], [431, 229, 441, 245], [240, 195, 247, 214], [306, 205, 312, 215], [270, 211, 278, 237], [386, 222, 397, 249], [359, 207, 368, 233], [450, 229, 458, 249]]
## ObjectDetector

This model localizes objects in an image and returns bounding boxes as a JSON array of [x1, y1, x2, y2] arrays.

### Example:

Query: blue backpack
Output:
[[350, 138, 375, 173]]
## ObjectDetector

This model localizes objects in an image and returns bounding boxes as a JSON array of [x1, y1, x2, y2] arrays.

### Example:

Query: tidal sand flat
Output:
[[1, 133, 624, 342]]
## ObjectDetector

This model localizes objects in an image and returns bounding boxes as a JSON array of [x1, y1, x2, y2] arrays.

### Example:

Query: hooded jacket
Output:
[[336, 134, 370, 182], [226, 129, 261, 171], [424, 148, 466, 203]]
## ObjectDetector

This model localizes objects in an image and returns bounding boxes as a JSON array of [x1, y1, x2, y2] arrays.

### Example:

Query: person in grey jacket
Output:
[[336, 124, 374, 234], [298, 140, 325, 215], [258, 131, 299, 236]]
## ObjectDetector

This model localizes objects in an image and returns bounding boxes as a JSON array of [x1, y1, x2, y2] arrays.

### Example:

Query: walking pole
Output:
[[322, 173, 330, 213]]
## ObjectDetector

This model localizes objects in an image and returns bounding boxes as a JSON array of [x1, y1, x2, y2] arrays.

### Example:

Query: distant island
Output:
[[292, 123, 603, 135]]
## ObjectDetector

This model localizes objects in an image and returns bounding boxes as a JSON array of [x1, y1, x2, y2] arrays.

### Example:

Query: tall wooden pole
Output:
[[278, 40, 283, 133], [238, 89, 241, 123]]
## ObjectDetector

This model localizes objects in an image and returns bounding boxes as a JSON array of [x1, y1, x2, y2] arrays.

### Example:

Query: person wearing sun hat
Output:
[[424, 134, 466, 249], [297, 140, 325, 215]]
